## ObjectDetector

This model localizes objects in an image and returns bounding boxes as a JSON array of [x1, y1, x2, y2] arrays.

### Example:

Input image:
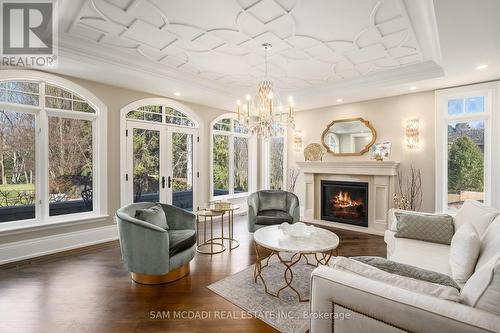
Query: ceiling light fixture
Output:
[[476, 64, 488, 71], [409, 86, 417, 91], [236, 43, 295, 138], [336, 98, 343, 103], [174, 92, 181, 96]]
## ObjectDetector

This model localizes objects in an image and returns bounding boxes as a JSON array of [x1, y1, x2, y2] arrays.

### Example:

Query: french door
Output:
[[125, 121, 198, 211]]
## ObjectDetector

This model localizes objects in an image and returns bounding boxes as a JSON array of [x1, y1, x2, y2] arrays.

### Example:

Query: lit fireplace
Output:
[[321, 180, 368, 227]]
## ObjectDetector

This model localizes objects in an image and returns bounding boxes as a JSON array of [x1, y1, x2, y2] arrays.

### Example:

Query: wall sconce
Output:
[[405, 119, 420, 149], [293, 130, 303, 152]]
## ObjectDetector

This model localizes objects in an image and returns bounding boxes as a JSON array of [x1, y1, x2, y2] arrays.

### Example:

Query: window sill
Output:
[[211, 192, 249, 201], [0, 214, 110, 236]]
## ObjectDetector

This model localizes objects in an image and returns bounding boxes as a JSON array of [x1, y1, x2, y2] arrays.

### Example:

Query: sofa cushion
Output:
[[134, 204, 169, 230], [395, 213, 454, 245], [331, 257, 461, 301], [255, 209, 292, 225], [385, 230, 451, 276], [450, 223, 481, 284], [454, 200, 498, 238], [168, 229, 196, 256], [259, 191, 287, 212], [476, 216, 500, 271], [352, 256, 460, 289], [461, 254, 500, 315]]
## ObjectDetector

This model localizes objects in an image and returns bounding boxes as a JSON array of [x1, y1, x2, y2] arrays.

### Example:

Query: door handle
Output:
[[168, 176, 172, 188], [161, 176, 166, 189]]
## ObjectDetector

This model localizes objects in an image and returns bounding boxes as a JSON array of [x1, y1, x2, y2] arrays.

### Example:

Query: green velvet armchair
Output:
[[116, 202, 196, 284], [247, 190, 300, 232]]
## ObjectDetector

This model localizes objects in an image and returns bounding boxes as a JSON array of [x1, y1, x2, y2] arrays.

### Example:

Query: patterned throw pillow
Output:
[[395, 213, 454, 245]]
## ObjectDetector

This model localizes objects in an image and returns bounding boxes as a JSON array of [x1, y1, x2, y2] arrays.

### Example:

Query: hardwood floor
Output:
[[0, 217, 386, 333]]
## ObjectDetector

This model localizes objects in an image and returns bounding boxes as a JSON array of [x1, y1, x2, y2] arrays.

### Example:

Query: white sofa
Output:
[[310, 200, 500, 333]]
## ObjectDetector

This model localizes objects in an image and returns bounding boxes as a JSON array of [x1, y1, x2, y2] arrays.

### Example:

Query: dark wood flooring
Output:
[[0, 217, 386, 333]]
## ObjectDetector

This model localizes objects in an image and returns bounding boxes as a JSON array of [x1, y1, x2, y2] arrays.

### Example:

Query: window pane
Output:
[[234, 137, 248, 193], [46, 96, 72, 110], [139, 105, 161, 113], [465, 96, 484, 113], [269, 137, 284, 190], [213, 118, 231, 131], [144, 112, 162, 122], [132, 129, 160, 203], [7, 81, 39, 94], [447, 121, 484, 210], [233, 119, 248, 134], [172, 133, 193, 211], [45, 84, 72, 99], [0, 110, 36, 222], [7, 91, 39, 106], [448, 99, 464, 115], [45, 84, 96, 113], [72, 101, 95, 113], [213, 135, 229, 196], [48, 117, 93, 216]]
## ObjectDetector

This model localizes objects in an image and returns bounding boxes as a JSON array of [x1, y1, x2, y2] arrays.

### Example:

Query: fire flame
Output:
[[332, 191, 362, 208]]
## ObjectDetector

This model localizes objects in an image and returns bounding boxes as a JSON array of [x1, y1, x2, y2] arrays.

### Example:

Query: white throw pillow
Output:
[[453, 200, 498, 238], [331, 257, 460, 301], [449, 223, 481, 284], [461, 254, 500, 315]]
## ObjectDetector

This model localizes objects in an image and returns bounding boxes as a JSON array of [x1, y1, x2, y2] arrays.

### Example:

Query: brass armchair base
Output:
[[131, 263, 190, 285]]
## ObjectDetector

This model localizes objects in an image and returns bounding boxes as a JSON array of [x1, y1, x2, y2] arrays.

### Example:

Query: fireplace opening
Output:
[[321, 180, 368, 227]]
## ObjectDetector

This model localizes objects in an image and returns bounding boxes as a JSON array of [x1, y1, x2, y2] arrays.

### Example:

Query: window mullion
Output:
[[38, 82, 49, 222], [228, 134, 235, 196]]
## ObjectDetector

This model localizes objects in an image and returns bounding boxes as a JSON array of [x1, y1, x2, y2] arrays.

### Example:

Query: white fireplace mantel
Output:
[[297, 161, 400, 235]]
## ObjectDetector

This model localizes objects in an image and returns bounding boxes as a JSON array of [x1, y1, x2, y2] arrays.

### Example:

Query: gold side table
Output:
[[196, 210, 226, 254], [206, 204, 240, 251]]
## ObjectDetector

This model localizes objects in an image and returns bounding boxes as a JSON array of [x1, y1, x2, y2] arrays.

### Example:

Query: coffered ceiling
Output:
[[65, 0, 427, 90], [52, 0, 500, 110]]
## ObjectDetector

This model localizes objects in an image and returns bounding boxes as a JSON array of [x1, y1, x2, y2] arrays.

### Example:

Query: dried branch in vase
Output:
[[394, 165, 423, 211], [287, 168, 300, 193]]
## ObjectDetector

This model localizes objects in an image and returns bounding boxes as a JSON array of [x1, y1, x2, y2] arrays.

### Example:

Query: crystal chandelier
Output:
[[236, 43, 295, 139]]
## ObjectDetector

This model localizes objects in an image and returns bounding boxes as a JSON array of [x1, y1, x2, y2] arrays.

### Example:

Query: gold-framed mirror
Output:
[[321, 117, 377, 156]]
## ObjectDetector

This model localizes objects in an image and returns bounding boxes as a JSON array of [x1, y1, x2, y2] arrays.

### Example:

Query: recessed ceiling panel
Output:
[[64, 0, 431, 92]]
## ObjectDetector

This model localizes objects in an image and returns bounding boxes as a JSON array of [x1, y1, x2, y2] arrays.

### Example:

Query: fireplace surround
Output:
[[297, 161, 399, 235], [321, 180, 368, 227]]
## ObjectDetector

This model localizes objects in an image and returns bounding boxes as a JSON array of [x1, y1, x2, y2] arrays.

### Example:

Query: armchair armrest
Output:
[[287, 193, 300, 223], [310, 266, 500, 333], [161, 204, 196, 230], [247, 192, 260, 232], [115, 214, 170, 275]]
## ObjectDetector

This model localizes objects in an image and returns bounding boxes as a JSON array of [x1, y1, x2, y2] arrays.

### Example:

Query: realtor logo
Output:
[[1, 0, 58, 67]]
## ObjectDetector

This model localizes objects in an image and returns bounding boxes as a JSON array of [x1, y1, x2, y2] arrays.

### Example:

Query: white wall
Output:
[[288, 91, 436, 213]]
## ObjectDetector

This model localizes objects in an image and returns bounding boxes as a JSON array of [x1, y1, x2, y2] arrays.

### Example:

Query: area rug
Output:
[[207, 255, 316, 333]]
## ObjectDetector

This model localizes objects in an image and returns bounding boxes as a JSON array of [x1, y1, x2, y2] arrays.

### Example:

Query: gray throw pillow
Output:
[[135, 204, 169, 230], [352, 256, 460, 290], [395, 213, 454, 245]]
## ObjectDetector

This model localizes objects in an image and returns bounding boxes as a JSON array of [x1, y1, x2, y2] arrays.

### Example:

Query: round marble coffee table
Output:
[[253, 225, 340, 302]]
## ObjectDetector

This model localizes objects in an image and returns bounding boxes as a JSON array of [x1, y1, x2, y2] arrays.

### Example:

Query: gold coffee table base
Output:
[[253, 243, 337, 302]]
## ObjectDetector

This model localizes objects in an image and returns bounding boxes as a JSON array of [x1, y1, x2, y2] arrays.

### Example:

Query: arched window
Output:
[[0, 73, 105, 226], [126, 105, 195, 127], [211, 116, 250, 198]]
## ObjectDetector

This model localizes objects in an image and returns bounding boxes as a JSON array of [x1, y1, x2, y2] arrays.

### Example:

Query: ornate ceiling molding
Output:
[[64, 0, 435, 92]]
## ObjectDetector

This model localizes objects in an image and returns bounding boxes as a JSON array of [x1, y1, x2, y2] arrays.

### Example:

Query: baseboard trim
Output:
[[0, 224, 118, 265]]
